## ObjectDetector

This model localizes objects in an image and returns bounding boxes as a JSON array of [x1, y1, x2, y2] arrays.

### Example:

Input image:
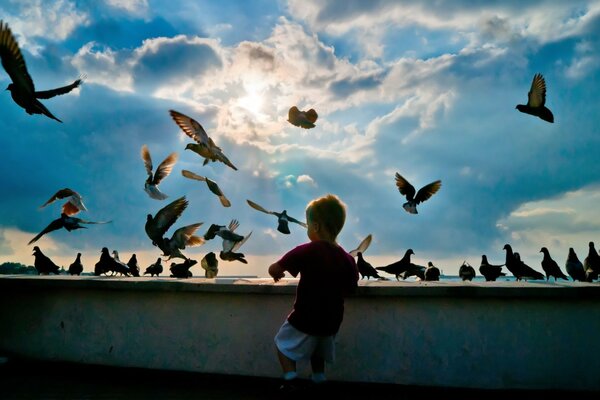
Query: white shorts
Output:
[[274, 320, 336, 363]]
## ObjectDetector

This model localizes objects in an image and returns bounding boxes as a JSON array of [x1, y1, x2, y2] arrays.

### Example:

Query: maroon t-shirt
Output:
[[278, 240, 359, 336]]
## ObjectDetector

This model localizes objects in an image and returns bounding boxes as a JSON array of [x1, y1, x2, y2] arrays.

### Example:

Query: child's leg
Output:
[[277, 348, 298, 380], [310, 354, 324, 374]]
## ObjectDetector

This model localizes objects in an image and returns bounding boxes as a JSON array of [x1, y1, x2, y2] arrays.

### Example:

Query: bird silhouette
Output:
[[111, 250, 132, 276], [583, 241, 600, 282], [160, 222, 205, 261], [182, 170, 231, 207], [40, 188, 87, 216], [216, 219, 252, 264], [170, 258, 197, 278], [394, 172, 441, 214], [32, 246, 60, 275], [0, 20, 83, 122], [516, 73, 554, 123], [94, 247, 113, 276], [169, 109, 237, 171], [376, 249, 414, 281], [539, 247, 568, 281], [287, 106, 318, 129], [503, 245, 544, 281], [141, 144, 178, 200], [458, 261, 476, 281], [201, 252, 219, 278], [424, 261, 440, 281], [126, 253, 140, 277], [28, 213, 112, 245], [349, 234, 373, 257], [246, 200, 306, 234], [479, 255, 505, 281], [68, 253, 83, 276], [565, 247, 586, 282], [356, 252, 382, 280], [144, 258, 163, 277], [403, 263, 426, 280]]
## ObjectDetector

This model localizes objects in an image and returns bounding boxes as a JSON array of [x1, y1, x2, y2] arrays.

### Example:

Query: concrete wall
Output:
[[0, 275, 599, 391]]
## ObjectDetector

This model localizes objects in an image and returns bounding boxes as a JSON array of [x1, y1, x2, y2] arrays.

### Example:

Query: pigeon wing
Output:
[[169, 110, 210, 145], [230, 231, 252, 253], [286, 215, 307, 228], [141, 145, 154, 177], [62, 201, 82, 216], [0, 21, 35, 94], [28, 218, 64, 245], [35, 78, 82, 99], [394, 173, 416, 201], [170, 223, 204, 249], [181, 169, 206, 182], [152, 196, 188, 237], [305, 108, 318, 123], [414, 180, 442, 204], [228, 219, 240, 232], [40, 188, 78, 208], [349, 234, 373, 257], [153, 152, 178, 184], [246, 200, 276, 215], [527, 73, 546, 108]]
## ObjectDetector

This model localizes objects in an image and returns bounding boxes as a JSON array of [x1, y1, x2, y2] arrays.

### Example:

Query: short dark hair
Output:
[[306, 194, 347, 239]]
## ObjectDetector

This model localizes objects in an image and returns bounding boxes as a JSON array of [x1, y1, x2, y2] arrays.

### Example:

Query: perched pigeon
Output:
[[356, 251, 382, 280], [170, 258, 197, 278], [68, 253, 83, 276], [246, 200, 306, 234], [126, 253, 140, 277], [458, 261, 476, 281], [565, 247, 586, 282], [349, 234, 373, 258], [201, 252, 219, 278], [479, 255, 505, 282], [424, 261, 440, 281], [182, 170, 231, 207], [394, 172, 441, 214], [503, 245, 544, 281], [516, 73, 554, 123], [40, 188, 87, 216], [32, 246, 60, 275], [376, 249, 414, 281], [287, 106, 318, 129], [94, 247, 113, 276], [169, 110, 237, 171], [28, 213, 112, 245], [111, 250, 132, 276], [144, 258, 163, 277], [583, 241, 600, 282], [141, 144, 178, 200], [0, 20, 83, 122], [539, 247, 568, 281]]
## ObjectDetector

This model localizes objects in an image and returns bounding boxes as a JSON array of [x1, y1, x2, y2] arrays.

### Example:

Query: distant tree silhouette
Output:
[[0, 262, 37, 275]]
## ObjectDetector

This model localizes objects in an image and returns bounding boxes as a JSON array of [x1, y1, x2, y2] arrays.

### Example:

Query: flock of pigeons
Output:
[[3, 19, 583, 282]]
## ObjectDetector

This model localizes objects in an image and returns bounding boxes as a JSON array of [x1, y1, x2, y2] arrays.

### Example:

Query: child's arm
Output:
[[268, 262, 286, 282]]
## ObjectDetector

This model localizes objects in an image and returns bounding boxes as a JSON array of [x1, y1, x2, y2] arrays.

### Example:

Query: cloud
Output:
[[105, 0, 149, 17], [297, 174, 317, 187]]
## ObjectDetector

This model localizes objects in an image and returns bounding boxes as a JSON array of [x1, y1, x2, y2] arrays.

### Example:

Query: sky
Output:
[[1, 0, 600, 278]]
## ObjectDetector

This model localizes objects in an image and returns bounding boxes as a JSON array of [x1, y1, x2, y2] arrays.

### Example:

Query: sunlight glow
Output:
[[237, 80, 267, 117]]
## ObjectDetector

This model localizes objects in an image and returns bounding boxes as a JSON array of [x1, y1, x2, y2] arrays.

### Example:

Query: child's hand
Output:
[[268, 262, 285, 282]]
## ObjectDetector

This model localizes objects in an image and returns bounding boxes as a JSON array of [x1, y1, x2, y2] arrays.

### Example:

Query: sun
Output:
[[237, 80, 266, 116]]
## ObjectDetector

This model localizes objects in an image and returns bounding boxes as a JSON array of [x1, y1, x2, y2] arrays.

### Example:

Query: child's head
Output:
[[305, 194, 346, 242]]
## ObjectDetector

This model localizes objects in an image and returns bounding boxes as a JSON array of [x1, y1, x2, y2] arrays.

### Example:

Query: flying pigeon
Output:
[[169, 109, 237, 171], [28, 213, 112, 245], [516, 73, 554, 123], [144, 257, 163, 277], [539, 247, 568, 281], [182, 169, 231, 207], [141, 144, 178, 200], [479, 255, 505, 281], [376, 249, 415, 281], [246, 199, 306, 234], [201, 252, 219, 278], [458, 261, 476, 281], [159, 222, 205, 261], [287, 106, 318, 129], [145, 196, 188, 247], [402, 263, 426, 280], [424, 261, 440, 281], [394, 172, 441, 214], [215, 219, 252, 264], [40, 188, 87, 216], [32, 246, 60, 275], [68, 253, 83, 276], [349, 234, 373, 257], [0, 20, 83, 122]]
